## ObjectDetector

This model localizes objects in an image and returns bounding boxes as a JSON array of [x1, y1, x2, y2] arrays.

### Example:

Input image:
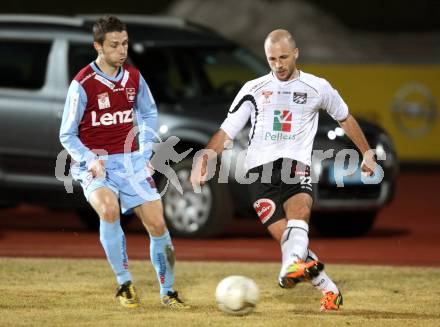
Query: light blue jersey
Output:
[[59, 62, 158, 167], [60, 62, 160, 211]]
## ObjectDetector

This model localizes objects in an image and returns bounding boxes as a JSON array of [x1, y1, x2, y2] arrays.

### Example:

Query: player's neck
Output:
[[95, 58, 120, 77], [287, 68, 299, 81]]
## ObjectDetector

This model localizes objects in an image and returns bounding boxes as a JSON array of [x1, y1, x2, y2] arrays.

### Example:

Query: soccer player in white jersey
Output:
[[191, 29, 376, 311], [60, 16, 187, 309]]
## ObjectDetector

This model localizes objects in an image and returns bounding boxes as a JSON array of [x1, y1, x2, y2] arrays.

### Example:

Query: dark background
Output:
[[309, 0, 440, 31], [1, 0, 440, 31]]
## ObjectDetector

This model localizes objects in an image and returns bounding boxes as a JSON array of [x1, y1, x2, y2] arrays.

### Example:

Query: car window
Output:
[[0, 40, 51, 89], [129, 45, 267, 104], [68, 43, 96, 80]]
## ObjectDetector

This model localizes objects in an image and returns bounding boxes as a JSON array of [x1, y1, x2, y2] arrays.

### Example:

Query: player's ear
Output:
[[293, 48, 299, 60], [93, 41, 103, 55]]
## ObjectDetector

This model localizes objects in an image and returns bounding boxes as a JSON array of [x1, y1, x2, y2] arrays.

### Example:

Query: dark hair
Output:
[[93, 15, 127, 44]]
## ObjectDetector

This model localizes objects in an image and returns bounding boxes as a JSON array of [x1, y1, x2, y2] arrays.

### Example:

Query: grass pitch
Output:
[[1, 258, 439, 326]]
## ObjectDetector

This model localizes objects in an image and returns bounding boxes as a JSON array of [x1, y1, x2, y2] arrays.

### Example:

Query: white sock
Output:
[[281, 219, 309, 268], [307, 249, 339, 294]]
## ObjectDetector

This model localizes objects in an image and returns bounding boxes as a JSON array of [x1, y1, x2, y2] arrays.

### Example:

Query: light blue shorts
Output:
[[71, 151, 161, 214]]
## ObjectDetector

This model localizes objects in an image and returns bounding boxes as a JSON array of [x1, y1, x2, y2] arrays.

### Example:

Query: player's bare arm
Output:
[[190, 129, 232, 186], [338, 114, 376, 176]]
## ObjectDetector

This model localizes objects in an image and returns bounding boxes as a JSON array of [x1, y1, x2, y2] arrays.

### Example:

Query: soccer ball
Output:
[[215, 275, 260, 316]]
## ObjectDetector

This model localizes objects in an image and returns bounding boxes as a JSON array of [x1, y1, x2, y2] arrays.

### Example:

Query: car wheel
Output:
[[76, 208, 134, 230], [312, 211, 377, 237], [157, 158, 233, 238]]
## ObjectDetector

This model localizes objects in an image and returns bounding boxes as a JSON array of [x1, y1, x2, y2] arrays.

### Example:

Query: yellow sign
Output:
[[302, 64, 440, 163]]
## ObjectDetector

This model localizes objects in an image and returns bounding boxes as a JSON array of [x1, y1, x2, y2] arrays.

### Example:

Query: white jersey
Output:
[[220, 71, 349, 170]]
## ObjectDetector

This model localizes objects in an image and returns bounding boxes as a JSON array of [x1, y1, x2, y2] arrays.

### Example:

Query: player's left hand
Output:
[[146, 161, 155, 175], [361, 152, 376, 177]]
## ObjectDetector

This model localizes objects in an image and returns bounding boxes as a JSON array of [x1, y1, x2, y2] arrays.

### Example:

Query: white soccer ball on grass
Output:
[[215, 275, 260, 316]]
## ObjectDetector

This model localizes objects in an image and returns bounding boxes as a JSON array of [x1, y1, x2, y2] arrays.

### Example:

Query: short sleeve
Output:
[[220, 83, 253, 139], [320, 79, 349, 121]]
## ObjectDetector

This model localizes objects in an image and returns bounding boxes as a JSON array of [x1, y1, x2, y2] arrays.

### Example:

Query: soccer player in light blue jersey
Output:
[[59, 15, 187, 309]]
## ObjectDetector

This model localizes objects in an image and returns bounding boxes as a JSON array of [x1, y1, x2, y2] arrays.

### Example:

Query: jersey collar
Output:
[[90, 62, 124, 82], [270, 70, 301, 85]]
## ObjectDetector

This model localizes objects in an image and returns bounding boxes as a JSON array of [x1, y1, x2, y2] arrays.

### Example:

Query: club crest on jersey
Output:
[[261, 90, 273, 104], [293, 92, 307, 104], [126, 88, 136, 102], [253, 198, 276, 224], [97, 92, 110, 109]]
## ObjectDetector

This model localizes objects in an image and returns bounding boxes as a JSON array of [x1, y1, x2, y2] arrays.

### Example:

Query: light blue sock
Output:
[[99, 219, 132, 285], [149, 230, 175, 297]]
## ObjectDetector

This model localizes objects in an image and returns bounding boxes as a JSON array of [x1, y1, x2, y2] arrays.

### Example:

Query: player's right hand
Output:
[[88, 159, 106, 178], [190, 154, 208, 188]]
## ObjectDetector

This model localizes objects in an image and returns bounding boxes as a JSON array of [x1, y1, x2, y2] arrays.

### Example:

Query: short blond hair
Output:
[[264, 29, 296, 48]]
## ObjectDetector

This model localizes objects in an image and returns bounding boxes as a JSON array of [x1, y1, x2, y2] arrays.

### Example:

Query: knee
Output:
[[144, 215, 167, 236], [98, 205, 120, 223], [296, 206, 311, 220], [286, 205, 311, 221]]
